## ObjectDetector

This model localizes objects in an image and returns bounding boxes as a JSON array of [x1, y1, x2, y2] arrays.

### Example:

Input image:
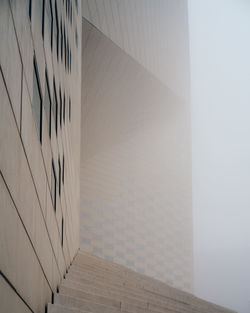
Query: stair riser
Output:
[[47, 251, 236, 313], [69, 266, 156, 293], [72, 261, 167, 289], [61, 280, 148, 309], [75, 253, 186, 292], [69, 264, 189, 303], [59, 286, 121, 309], [62, 279, 191, 312], [47, 303, 84, 313], [54, 295, 121, 313], [66, 272, 187, 307], [73, 257, 129, 275], [72, 264, 141, 283]]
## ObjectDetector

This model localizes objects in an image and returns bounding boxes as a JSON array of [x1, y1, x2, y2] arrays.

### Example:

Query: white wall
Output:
[[80, 20, 193, 292], [82, 0, 190, 99], [189, 1, 250, 312]]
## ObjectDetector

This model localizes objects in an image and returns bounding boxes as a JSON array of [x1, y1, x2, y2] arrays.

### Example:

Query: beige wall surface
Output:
[[0, 0, 82, 312], [80, 19, 193, 292], [82, 0, 190, 100]]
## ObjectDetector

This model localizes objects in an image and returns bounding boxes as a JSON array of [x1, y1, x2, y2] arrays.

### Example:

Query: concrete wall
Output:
[[0, 1, 82, 312], [80, 20, 193, 293]]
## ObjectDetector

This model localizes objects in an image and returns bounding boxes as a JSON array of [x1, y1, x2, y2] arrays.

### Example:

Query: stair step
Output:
[[59, 282, 193, 313], [61, 280, 148, 309], [61, 283, 148, 309], [68, 264, 190, 303], [47, 303, 91, 313], [54, 294, 121, 313], [59, 285, 121, 309], [76, 252, 179, 290], [71, 259, 150, 286], [47, 251, 235, 313], [76, 251, 129, 272], [73, 254, 150, 281], [64, 275, 154, 306], [65, 271, 188, 307], [68, 265, 145, 289], [65, 271, 153, 304]]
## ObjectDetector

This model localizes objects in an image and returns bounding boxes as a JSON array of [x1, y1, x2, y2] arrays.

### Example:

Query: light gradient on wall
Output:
[[80, 18, 193, 292]]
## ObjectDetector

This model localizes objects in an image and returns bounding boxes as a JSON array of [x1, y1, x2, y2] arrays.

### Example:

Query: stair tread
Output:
[[48, 251, 235, 313], [54, 294, 121, 313], [61, 278, 190, 309], [65, 270, 189, 304], [55, 292, 191, 313], [60, 283, 148, 309], [47, 303, 92, 313], [68, 263, 189, 300], [59, 284, 121, 308]]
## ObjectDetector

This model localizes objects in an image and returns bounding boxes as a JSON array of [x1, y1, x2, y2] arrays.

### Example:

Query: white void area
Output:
[[189, 1, 250, 312]]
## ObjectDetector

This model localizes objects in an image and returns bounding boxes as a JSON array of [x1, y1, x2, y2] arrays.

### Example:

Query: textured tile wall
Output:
[[80, 21, 193, 293], [0, 0, 82, 312]]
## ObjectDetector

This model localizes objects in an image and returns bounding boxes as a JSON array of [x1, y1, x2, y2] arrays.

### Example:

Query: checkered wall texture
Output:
[[80, 21, 193, 293], [80, 127, 193, 293]]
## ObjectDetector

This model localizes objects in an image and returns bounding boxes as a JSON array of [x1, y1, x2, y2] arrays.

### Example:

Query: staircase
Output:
[[47, 250, 235, 313]]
